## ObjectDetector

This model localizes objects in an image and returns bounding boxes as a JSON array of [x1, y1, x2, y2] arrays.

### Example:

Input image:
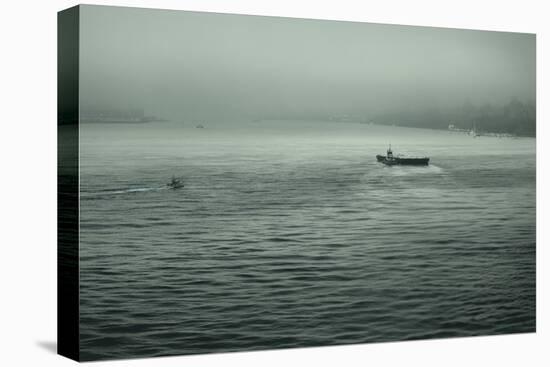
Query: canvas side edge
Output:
[[57, 5, 80, 362]]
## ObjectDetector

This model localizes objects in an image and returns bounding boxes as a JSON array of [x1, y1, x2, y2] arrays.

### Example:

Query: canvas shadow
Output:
[[36, 340, 57, 354]]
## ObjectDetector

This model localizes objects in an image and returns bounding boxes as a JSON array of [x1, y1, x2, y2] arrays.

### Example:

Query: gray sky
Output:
[[79, 5, 535, 121]]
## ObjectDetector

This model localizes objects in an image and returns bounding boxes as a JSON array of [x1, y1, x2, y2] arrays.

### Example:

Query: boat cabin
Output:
[[387, 145, 393, 159]]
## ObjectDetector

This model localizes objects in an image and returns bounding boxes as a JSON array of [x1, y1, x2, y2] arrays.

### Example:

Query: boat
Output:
[[376, 145, 429, 166], [167, 176, 184, 189]]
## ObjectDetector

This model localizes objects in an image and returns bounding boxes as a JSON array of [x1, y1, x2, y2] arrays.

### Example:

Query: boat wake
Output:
[[110, 187, 168, 194], [385, 164, 444, 176], [81, 186, 168, 198]]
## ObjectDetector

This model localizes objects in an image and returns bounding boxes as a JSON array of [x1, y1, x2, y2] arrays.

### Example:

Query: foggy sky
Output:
[[79, 5, 535, 122]]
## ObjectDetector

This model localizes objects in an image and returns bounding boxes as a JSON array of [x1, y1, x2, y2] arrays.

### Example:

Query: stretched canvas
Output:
[[58, 4, 536, 362]]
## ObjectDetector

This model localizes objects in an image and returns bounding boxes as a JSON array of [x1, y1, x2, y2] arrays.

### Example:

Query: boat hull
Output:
[[376, 155, 429, 165]]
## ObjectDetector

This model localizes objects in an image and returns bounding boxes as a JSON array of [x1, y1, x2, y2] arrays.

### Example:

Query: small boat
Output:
[[376, 145, 429, 166], [196, 124, 204, 129], [167, 176, 184, 189]]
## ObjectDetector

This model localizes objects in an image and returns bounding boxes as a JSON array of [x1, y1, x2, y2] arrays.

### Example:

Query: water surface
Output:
[[79, 121, 535, 360]]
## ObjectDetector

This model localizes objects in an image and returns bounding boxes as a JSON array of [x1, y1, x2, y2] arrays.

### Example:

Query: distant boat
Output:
[[469, 121, 480, 137], [196, 124, 204, 129], [167, 176, 184, 189], [376, 145, 429, 166]]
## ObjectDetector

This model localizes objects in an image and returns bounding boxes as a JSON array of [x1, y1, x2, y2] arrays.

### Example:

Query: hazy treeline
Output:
[[373, 98, 536, 136]]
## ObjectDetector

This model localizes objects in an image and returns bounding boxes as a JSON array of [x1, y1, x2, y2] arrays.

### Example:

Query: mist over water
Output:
[[79, 121, 535, 360], [79, 5, 535, 123]]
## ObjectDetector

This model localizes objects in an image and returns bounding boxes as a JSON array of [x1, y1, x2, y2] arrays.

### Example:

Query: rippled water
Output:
[[78, 121, 535, 361]]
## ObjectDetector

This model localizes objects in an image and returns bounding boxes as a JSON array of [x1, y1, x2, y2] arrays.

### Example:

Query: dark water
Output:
[[79, 121, 535, 361]]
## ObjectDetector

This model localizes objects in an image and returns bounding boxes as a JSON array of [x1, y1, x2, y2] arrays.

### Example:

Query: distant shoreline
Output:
[[78, 118, 535, 138], [372, 122, 536, 138], [80, 120, 165, 124]]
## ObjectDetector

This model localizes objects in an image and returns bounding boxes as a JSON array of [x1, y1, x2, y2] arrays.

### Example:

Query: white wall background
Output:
[[0, 0, 547, 366]]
